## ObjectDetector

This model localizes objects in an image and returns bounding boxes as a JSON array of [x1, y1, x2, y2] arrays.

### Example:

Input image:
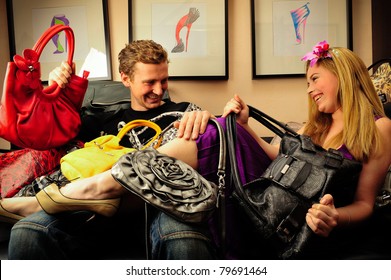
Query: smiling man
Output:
[[7, 40, 217, 260]]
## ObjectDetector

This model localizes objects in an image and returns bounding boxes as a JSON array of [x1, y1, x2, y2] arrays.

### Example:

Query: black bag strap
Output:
[[226, 111, 245, 199], [248, 105, 298, 138], [367, 57, 391, 71], [209, 118, 227, 257], [144, 116, 227, 259], [227, 105, 298, 196]]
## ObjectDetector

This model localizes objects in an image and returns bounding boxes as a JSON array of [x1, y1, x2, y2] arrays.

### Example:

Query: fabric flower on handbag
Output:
[[142, 148, 213, 200], [111, 147, 218, 223], [14, 49, 41, 90], [301, 40, 332, 67]]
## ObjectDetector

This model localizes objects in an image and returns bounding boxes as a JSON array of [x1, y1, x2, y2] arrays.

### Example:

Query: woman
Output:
[[2, 41, 391, 259]]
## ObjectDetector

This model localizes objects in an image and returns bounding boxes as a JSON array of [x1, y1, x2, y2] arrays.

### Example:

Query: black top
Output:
[[77, 100, 195, 147]]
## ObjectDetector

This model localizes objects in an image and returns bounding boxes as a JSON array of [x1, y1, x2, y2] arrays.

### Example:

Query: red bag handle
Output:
[[30, 24, 78, 95], [33, 24, 74, 65]]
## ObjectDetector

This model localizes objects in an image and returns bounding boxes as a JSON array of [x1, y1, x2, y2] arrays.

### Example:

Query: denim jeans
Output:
[[8, 208, 150, 259], [150, 212, 217, 259], [8, 210, 217, 260], [8, 210, 115, 259]]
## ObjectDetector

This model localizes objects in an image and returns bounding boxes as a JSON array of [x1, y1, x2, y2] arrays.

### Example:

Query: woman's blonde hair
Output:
[[303, 47, 385, 162]]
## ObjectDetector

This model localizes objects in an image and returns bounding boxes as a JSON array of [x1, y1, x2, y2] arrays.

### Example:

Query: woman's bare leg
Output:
[[60, 170, 126, 200], [1, 170, 125, 217], [158, 137, 198, 168], [1, 137, 198, 218], [1, 197, 41, 217]]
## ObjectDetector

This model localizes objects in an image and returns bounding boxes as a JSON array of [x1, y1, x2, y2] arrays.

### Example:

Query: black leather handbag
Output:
[[226, 106, 362, 259]]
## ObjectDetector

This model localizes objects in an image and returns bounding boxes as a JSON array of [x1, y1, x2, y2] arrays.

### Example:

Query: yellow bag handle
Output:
[[116, 119, 163, 149]]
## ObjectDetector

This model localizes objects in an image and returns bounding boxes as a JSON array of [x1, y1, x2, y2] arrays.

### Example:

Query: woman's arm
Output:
[[222, 94, 280, 160], [161, 94, 284, 170], [306, 117, 391, 237]]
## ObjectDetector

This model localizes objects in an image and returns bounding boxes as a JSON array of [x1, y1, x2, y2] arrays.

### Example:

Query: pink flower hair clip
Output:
[[301, 40, 332, 67]]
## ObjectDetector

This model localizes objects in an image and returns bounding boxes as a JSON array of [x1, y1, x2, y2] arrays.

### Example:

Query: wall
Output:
[[353, 0, 373, 65], [0, 0, 373, 138], [0, 0, 10, 150], [108, 0, 372, 136]]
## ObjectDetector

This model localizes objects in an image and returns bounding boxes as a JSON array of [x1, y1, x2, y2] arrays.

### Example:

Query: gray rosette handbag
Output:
[[111, 118, 226, 223]]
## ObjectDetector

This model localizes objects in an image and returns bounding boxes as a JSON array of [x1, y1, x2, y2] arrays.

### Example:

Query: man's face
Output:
[[123, 62, 169, 111]]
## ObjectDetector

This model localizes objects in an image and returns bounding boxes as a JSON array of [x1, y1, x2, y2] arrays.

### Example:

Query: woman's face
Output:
[[306, 63, 340, 114]]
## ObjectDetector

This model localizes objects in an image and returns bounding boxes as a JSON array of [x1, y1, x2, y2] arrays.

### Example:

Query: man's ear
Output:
[[120, 72, 131, 87]]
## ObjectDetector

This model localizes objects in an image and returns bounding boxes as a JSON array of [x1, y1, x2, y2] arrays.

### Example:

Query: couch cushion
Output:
[[81, 80, 170, 116]]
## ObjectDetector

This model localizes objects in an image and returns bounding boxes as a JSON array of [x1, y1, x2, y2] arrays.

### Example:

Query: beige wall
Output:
[[0, 0, 10, 95], [0, 0, 373, 137], [109, 0, 372, 136], [0, 0, 10, 149]]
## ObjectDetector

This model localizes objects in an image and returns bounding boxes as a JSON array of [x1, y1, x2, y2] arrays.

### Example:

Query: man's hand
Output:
[[174, 110, 214, 140], [48, 61, 75, 88]]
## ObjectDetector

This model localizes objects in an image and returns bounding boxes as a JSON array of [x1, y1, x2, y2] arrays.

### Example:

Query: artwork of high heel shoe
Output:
[[290, 2, 310, 44], [36, 183, 121, 217], [171, 7, 200, 53], [50, 14, 70, 54]]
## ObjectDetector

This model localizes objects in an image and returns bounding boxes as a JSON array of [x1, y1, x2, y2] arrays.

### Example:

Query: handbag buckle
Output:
[[276, 204, 307, 243], [276, 218, 297, 243], [271, 155, 294, 182], [376, 191, 391, 208]]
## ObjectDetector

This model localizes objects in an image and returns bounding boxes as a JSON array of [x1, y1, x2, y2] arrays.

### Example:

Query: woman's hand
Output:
[[306, 194, 339, 237], [174, 110, 214, 140], [222, 94, 249, 126], [48, 61, 75, 88]]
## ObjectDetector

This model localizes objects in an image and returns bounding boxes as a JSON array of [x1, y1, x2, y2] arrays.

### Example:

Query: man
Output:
[[8, 40, 217, 259]]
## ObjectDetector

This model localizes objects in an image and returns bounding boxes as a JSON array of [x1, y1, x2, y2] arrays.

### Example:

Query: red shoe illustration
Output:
[[172, 7, 200, 53]]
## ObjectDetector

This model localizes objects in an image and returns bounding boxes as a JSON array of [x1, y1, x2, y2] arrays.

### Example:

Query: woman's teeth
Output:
[[315, 95, 322, 102]]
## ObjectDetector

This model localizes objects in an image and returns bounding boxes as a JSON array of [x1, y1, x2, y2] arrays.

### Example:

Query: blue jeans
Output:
[[8, 210, 111, 259], [8, 210, 217, 260], [150, 212, 217, 259]]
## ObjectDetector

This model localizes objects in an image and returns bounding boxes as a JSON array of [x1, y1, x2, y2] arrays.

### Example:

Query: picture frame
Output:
[[6, 0, 112, 81], [129, 0, 228, 80], [251, 0, 352, 78]]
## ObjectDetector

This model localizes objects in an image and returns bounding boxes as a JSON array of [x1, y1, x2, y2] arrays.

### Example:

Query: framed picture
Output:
[[6, 0, 112, 81], [129, 0, 228, 80], [251, 0, 352, 78]]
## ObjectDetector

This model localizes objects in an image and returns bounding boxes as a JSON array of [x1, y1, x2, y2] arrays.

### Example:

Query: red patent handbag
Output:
[[0, 24, 89, 150]]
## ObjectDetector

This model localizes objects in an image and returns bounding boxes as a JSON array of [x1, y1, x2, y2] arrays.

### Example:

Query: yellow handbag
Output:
[[60, 119, 162, 181]]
